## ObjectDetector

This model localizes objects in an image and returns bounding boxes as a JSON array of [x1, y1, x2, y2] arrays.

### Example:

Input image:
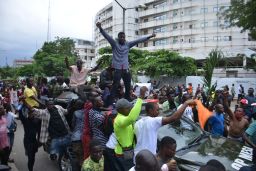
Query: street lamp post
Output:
[[114, 0, 146, 32]]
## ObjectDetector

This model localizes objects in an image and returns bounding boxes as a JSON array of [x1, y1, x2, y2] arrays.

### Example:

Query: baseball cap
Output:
[[240, 99, 248, 105], [116, 98, 133, 110]]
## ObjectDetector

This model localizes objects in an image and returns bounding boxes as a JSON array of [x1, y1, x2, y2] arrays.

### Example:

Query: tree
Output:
[[33, 37, 77, 76], [0, 66, 17, 79], [221, 0, 256, 39], [203, 49, 224, 106], [97, 47, 197, 78], [139, 50, 196, 77]]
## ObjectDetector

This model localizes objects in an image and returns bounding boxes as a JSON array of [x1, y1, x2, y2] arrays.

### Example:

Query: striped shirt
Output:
[[89, 108, 108, 147], [32, 105, 70, 143]]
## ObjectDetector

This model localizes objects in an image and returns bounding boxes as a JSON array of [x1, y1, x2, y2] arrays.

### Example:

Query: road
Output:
[[11, 121, 59, 171]]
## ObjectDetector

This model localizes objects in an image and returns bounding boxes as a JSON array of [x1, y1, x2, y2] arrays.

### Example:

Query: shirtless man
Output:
[[224, 92, 249, 142]]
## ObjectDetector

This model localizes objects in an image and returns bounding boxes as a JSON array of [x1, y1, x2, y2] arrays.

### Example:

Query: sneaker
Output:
[[50, 154, 57, 161]]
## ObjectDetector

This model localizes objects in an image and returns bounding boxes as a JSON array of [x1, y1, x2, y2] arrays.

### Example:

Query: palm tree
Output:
[[203, 49, 225, 106]]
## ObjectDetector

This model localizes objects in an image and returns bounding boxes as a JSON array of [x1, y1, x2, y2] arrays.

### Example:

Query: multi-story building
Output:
[[94, 0, 139, 58], [95, 0, 256, 60], [137, 0, 256, 59], [73, 38, 95, 67], [13, 59, 33, 67]]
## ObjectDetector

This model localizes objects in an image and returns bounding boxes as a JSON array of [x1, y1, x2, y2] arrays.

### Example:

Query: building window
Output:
[[213, 36, 221, 41], [144, 30, 148, 35], [173, 0, 179, 4], [154, 39, 168, 46], [135, 18, 139, 23], [201, 37, 208, 42], [144, 18, 148, 22], [154, 14, 167, 20], [90, 49, 94, 53], [226, 71, 238, 77], [201, 22, 208, 28], [172, 24, 178, 30], [200, 8, 208, 13], [153, 26, 167, 33], [223, 36, 232, 41], [213, 7, 220, 12], [173, 37, 178, 44], [144, 42, 148, 47], [189, 38, 195, 43], [135, 31, 139, 35], [173, 10, 178, 17], [189, 24, 193, 29], [153, 1, 167, 8]]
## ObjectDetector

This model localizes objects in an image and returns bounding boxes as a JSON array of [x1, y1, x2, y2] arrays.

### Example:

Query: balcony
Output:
[[139, 6, 170, 17], [155, 32, 172, 39], [140, 19, 169, 29]]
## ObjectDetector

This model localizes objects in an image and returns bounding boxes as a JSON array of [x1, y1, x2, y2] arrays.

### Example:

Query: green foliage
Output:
[[203, 49, 225, 105], [140, 50, 196, 77], [32, 37, 76, 76], [16, 64, 36, 77], [221, 0, 256, 39], [97, 47, 197, 78], [98, 46, 112, 67], [0, 66, 17, 79]]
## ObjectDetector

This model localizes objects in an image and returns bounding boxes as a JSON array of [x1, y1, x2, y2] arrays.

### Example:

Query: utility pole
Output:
[[47, 0, 51, 42]]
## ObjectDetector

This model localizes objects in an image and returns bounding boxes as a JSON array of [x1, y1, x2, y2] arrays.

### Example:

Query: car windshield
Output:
[[157, 118, 203, 150]]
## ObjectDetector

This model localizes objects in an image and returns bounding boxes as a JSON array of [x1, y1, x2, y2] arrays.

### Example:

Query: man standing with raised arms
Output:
[[96, 22, 156, 102]]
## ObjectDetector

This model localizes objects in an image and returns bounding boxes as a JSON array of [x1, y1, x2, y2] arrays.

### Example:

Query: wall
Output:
[[186, 76, 256, 98]]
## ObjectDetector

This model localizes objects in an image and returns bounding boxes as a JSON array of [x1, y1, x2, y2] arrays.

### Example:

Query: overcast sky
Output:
[[0, 0, 112, 66]]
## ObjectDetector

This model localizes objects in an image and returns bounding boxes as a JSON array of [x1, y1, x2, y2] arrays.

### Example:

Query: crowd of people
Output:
[[0, 23, 255, 171]]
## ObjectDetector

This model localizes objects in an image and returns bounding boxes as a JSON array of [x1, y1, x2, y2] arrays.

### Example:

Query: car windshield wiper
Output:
[[188, 133, 208, 146], [177, 142, 201, 152]]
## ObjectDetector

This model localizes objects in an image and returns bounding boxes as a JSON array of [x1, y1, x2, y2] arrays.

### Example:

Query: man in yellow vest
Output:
[[114, 86, 148, 171]]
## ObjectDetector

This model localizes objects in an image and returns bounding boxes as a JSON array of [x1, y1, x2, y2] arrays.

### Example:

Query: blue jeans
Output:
[[50, 134, 71, 155], [110, 69, 131, 102]]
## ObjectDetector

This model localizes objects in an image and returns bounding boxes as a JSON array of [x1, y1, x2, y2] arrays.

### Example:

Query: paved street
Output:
[[11, 121, 59, 171], [9, 100, 238, 171]]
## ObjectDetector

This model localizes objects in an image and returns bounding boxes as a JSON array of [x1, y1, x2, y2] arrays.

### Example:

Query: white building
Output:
[[73, 38, 95, 67], [13, 59, 33, 67], [95, 0, 256, 60], [137, 0, 256, 59], [94, 0, 139, 58]]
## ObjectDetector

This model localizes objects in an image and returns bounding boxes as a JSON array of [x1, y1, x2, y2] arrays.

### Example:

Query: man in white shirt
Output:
[[177, 93, 194, 130], [65, 57, 101, 92], [134, 99, 195, 158]]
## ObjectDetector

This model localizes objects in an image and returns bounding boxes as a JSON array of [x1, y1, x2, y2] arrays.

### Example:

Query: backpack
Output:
[[103, 110, 116, 138]]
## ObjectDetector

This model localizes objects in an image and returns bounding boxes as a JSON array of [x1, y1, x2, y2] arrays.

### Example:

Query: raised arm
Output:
[[128, 33, 156, 48], [117, 86, 147, 127], [162, 99, 195, 125], [96, 22, 116, 47], [223, 91, 234, 120], [88, 60, 102, 73]]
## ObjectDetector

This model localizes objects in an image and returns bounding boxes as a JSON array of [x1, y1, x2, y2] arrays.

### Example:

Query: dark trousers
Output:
[[110, 69, 131, 102], [71, 141, 83, 171], [104, 148, 124, 171], [24, 138, 38, 171], [116, 156, 134, 171], [7, 133, 14, 160], [0, 147, 9, 165]]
